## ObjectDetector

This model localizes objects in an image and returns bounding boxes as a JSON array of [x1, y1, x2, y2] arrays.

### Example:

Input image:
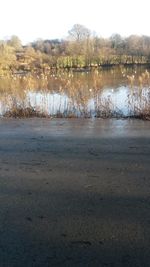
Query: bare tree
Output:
[[68, 24, 91, 42], [7, 35, 22, 50]]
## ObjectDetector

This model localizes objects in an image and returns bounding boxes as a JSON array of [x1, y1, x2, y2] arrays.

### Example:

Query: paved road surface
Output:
[[0, 118, 150, 267]]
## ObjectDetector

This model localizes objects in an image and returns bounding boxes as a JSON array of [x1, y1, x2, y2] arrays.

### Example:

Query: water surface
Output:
[[0, 66, 149, 117]]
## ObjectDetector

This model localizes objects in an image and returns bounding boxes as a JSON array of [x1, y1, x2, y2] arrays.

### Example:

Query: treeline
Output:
[[1, 24, 150, 73]]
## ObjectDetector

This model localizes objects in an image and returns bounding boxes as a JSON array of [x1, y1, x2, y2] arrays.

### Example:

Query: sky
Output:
[[0, 0, 150, 44]]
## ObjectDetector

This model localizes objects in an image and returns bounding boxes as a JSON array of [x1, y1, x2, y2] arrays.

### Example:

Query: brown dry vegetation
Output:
[[0, 67, 149, 119]]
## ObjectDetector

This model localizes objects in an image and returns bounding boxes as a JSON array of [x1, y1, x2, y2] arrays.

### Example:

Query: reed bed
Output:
[[0, 67, 149, 119]]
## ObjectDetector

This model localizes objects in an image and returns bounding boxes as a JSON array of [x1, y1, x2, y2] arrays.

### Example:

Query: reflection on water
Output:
[[28, 92, 70, 116], [0, 66, 150, 118]]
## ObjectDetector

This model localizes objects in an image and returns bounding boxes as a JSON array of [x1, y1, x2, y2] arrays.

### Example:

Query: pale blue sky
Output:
[[1, 0, 149, 44]]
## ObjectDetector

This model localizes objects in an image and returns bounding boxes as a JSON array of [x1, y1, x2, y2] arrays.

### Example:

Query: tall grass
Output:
[[0, 67, 149, 119], [127, 70, 150, 119]]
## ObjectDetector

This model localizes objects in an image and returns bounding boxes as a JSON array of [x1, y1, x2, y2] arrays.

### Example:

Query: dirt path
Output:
[[0, 118, 150, 267]]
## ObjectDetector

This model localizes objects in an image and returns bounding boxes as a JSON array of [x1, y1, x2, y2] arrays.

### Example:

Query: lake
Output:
[[0, 65, 150, 118]]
